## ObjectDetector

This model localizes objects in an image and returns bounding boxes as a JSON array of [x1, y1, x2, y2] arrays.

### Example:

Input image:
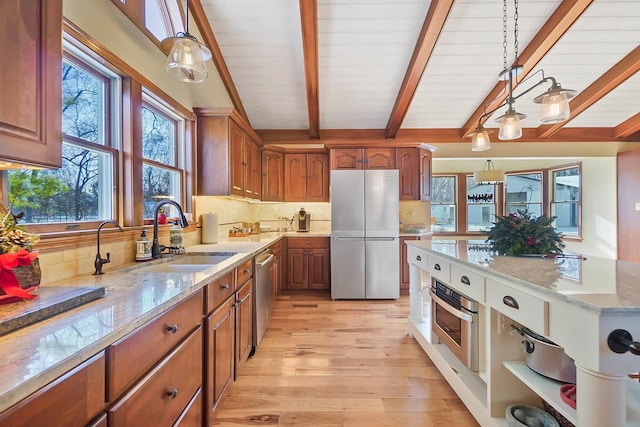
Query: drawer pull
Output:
[[306, 241, 311, 244], [416, 255, 422, 261], [166, 388, 178, 399], [434, 263, 441, 271], [460, 276, 470, 285], [243, 269, 250, 274], [502, 295, 519, 309], [220, 283, 230, 290], [166, 324, 179, 334]]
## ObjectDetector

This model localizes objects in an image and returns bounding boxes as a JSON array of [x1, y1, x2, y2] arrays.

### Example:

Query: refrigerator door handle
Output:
[[365, 237, 396, 241]]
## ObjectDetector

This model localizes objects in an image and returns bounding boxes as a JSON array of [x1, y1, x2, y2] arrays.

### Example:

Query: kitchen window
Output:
[[431, 176, 457, 232], [505, 172, 544, 217], [141, 94, 185, 219], [111, 0, 185, 49], [7, 48, 120, 229], [551, 164, 581, 238], [466, 175, 497, 232]]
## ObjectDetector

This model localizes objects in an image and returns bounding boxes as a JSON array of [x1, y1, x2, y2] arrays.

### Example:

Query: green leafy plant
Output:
[[486, 210, 564, 256], [0, 208, 39, 254]]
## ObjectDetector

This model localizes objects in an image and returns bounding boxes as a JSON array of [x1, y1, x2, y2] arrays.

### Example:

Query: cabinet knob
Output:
[[220, 283, 230, 290], [416, 255, 421, 261], [166, 324, 179, 334], [166, 388, 178, 399], [309, 251, 313, 255], [243, 269, 250, 274]]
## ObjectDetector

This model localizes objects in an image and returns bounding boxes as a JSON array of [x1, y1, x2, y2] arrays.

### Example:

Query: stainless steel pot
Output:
[[511, 325, 576, 383]]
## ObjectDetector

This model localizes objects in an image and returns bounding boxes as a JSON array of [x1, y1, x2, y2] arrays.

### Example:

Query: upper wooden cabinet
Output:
[[330, 148, 395, 170], [419, 148, 432, 201], [196, 113, 260, 199], [0, 0, 62, 168], [262, 150, 284, 202], [284, 153, 329, 202], [397, 148, 420, 201]]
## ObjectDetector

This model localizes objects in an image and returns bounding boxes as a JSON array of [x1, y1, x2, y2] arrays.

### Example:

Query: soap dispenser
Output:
[[136, 230, 152, 261], [170, 220, 183, 253]]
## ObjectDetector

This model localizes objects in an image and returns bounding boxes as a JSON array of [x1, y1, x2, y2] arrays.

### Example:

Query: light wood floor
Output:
[[213, 292, 480, 427]]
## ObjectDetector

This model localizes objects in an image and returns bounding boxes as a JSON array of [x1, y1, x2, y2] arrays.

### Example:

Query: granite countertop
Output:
[[407, 239, 640, 314], [0, 234, 288, 413]]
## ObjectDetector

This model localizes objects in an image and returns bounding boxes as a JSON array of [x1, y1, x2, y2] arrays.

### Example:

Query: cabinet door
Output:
[[242, 135, 254, 197], [419, 148, 432, 201], [0, 0, 62, 168], [397, 148, 419, 200], [235, 281, 253, 377], [229, 120, 245, 196], [284, 153, 307, 202], [308, 248, 330, 290], [0, 352, 105, 427], [331, 148, 363, 170], [205, 297, 234, 425], [262, 150, 284, 202], [306, 153, 330, 202], [251, 142, 262, 200], [365, 148, 396, 169], [286, 248, 307, 289], [400, 237, 418, 291]]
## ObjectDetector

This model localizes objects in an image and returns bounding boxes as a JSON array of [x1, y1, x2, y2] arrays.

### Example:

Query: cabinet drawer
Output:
[[486, 279, 548, 334], [173, 387, 202, 427], [236, 259, 253, 288], [287, 237, 329, 249], [107, 291, 203, 401], [205, 271, 234, 314], [407, 245, 428, 270], [450, 264, 485, 302], [428, 254, 450, 283], [108, 327, 203, 427], [0, 352, 105, 427]]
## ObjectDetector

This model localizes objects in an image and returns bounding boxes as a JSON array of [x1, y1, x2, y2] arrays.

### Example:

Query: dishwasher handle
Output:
[[256, 253, 275, 267]]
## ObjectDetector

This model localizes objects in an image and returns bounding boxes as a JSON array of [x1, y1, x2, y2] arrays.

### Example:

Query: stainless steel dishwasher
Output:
[[253, 250, 274, 351]]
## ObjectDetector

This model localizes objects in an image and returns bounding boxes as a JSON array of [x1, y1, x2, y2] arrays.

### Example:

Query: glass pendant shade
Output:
[[470, 127, 491, 151], [496, 108, 526, 140], [164, 35, 213, 83], [534, 85, 576, 124]]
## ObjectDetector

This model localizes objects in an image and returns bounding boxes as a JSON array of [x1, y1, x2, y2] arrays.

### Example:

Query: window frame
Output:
[[430, 175, 458, 234], [465, 174, 500, 233], [550, 162, 582, 240], [504, 170, 547, 218]]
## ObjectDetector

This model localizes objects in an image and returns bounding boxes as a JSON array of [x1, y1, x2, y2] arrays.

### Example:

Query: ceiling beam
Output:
[[460, 0, 594, 139], [384, 0, 454, 139], [538, 45, 640, 138], [299, 0, 320, 139], [189, 0, 249, 124], [616, 112, 640, 139]]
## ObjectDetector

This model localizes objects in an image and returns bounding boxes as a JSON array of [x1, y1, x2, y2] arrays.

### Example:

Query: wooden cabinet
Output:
[[196, 113, 260, 199], [262, 149, 284, 202], [400, 236, 419, 292], [330, 148, 395, 170], [108, 328, 203, 426], [0, 0, 62, 168], [286, 238, 330, 290], [284, 153, 329, 202], [397, 148, 420, 201], [0, 352, 105, 427], [205, 295, 234, 424], [419, 148, 432, 201], [235, 280, 253, 376], [268, 240, 284, 305]]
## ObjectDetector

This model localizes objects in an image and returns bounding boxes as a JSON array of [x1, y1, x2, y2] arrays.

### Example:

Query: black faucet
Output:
[[152, 200, 189, 259], [94, 220, 124, 275]]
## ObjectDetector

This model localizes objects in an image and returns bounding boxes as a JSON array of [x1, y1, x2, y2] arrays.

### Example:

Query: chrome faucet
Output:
[[93, 220, 124, 275], [152, 200, 189, 259]]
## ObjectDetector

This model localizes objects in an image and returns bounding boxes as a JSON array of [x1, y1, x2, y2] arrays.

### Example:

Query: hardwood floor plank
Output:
[[212, 292, 479, 427]]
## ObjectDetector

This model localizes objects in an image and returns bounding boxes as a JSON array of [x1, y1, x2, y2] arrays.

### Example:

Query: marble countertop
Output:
[[0, 233, 295, 413], [407, 239, 640, 314]]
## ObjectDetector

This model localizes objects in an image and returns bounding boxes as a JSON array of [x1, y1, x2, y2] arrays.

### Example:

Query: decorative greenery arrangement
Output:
[[0, 208, 39, 254], [486, 209, 564, 256]]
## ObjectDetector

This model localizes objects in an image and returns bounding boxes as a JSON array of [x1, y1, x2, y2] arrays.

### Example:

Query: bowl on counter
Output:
[[506, 404, 559, 427]]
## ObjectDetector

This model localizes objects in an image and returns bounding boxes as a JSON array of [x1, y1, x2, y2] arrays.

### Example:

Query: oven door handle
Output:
[[429, 290, 474, 323]]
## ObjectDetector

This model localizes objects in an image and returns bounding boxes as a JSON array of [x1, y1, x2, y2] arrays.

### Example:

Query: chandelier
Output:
[[474, 160, 504, 184], [160, 0, 213, 83], [470, 0, 577, 151]]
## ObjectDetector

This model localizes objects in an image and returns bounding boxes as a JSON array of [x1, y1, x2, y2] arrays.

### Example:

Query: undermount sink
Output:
[[177, 254, 237, 264], [140, 253, 238, 274]]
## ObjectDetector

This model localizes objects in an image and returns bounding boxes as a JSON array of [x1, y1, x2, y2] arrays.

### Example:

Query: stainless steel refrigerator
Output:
[[330, 169, 399, 299]]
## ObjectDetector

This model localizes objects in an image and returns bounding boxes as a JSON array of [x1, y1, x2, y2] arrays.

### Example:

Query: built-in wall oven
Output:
[[430, 278, 480, 371]]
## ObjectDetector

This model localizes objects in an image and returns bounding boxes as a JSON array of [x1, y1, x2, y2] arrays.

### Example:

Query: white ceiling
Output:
[[199, 0, 640, 141]]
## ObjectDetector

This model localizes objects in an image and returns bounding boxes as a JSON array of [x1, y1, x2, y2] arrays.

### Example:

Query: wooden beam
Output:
[[460, 0, 593, 138], [616, 112, 640, 139], [299, 0, 320, 139], [385, 0, 454, 139], [539, 45, 640, 138], [189, 0, 249, 124]]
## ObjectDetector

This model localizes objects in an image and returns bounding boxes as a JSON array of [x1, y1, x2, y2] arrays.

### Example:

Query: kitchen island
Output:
[[407, 239, 640, 427]]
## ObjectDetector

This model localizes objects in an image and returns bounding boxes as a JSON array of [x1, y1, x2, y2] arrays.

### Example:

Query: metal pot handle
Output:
[[509, 324, 535, 353]]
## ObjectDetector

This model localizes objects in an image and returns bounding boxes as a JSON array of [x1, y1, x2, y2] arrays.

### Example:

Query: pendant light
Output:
[[474, 160, 504, 185], [161, 0, 212, 83], [468, 0, 577, 150]]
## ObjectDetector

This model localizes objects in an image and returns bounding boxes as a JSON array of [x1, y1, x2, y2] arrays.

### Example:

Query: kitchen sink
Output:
[[177, 254, 237, 264], [141, 264, 213, 273]]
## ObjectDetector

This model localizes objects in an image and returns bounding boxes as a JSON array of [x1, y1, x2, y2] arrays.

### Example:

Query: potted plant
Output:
[[486, 209, 564, 256], [0, 206, 40, 303]]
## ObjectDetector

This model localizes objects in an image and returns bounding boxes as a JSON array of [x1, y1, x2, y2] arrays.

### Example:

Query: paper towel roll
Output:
[[201, 213, 219, 243]]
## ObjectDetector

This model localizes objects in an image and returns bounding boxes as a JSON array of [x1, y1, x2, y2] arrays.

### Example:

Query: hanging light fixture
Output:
[[469, 0, 577, 149], [161, 0, 212, 83], [474, 160, 505, 184]]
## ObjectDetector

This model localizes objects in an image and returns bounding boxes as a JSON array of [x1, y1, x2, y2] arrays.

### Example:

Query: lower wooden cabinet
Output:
[[108, 328, 203, 426], [286, 237, 330, 290], [235, 280, 253, 377], [0, 352, 105, 427], [400, 236, 419, 292], [86, 414, 107, 427], [205, 296, 234, 425], [173, 388, 202, 427], [269, 240, 284, 305]]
